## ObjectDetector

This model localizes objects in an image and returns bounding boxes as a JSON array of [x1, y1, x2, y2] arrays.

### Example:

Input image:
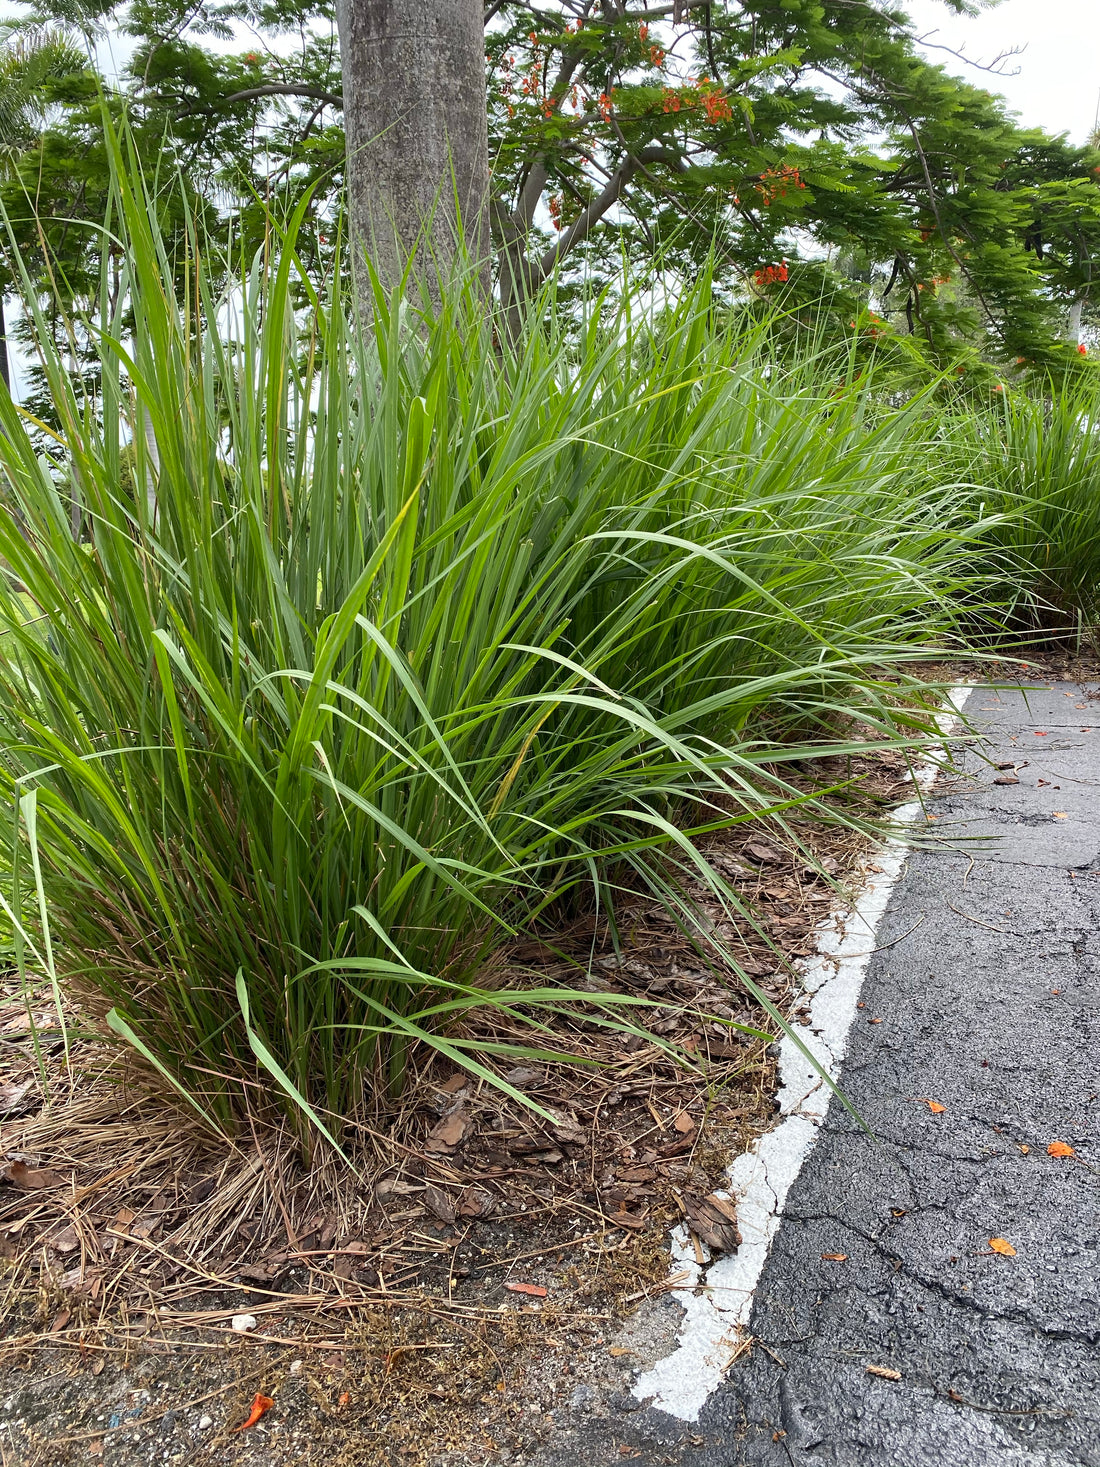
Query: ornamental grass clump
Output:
[[938, 382, 1100, 632], [0, 150, 997, 1156]]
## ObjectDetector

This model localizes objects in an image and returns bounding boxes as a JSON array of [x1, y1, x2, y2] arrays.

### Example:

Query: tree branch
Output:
[[536, 146, 683, 276], [175, 82, 342, 118]]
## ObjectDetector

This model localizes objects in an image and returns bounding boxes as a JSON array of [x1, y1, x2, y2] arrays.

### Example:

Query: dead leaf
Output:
[[608, 1208, 647, 1231], [608, 1346, 633, 1358], [1018, 1144, 1029, 1155], [866, 1365, 901, 1382], [88, 1439, 104, 1457], [422, 1185, 455, 1224], [455, 1186, 495, 1219], [0, 1081, 34, 1116], [704, 1040, 745, 1061], [993, 760, 1016, 770], [989, 1237, 1016, 1256], [992, 775, 1020, 786], [683, 1192, 741, 1254], [238, 1255, 291, 1285], [503, 1282, 547, 1298], [437, 1073, 468, 1094], [1047, 1141, 1076, 1158], [48, 1225, 79, 1254], [1052, 811, 1068, 820], [745, 841, 782, 865], [128, 1213, 159, 1241], [424, 1110, 468, 1153], [1, 1159, 65, 1189], [550, 1116, 586, 1148], [673, 1112, 695, 1135], [375, 1178, 420, 1203], [0, 1009, 58, 1035], [918, 1099, 946, 1114], [503, 1065, 544, 1086], [821, 1253, 848, 1262]]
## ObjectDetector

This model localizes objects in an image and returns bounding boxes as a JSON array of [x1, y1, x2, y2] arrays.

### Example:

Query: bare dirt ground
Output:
[[4, 655, 1089, 1467]]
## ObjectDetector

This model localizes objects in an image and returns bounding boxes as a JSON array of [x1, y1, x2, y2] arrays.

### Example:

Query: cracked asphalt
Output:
[[530, 684, 1100, 1467]]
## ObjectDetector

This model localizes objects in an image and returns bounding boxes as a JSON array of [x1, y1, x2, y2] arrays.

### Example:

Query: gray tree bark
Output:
[[335, 0, 490, 297], [1067, 297, 1084, 345]]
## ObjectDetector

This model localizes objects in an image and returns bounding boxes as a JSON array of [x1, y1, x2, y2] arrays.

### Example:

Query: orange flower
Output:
[[233, 1394, 274, 1432]]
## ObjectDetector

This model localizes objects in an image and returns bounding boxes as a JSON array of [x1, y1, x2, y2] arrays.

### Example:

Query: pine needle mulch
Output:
[[0, 749, 922, 1466]]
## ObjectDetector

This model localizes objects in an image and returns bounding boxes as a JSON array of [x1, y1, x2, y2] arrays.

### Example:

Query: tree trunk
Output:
[[1068, 297, 1084, 345], [336, 0, 490, 298]]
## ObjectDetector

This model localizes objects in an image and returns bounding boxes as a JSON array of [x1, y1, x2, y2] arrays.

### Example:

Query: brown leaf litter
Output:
[[0, 709, 965, 1465]]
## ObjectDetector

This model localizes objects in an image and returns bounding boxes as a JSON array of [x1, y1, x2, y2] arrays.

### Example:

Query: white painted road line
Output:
[[631, 686, 974, 1422]]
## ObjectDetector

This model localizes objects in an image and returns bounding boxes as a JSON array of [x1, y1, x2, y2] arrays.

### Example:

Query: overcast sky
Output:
[[905, 0, 1100, 143]]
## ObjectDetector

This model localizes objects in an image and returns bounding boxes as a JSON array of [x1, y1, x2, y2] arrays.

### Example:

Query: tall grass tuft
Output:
[[940, 382, 1100, 633], [0, 143, 1000, 1153]]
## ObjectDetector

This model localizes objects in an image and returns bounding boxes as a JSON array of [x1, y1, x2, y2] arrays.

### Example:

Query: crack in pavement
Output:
[[766, 1211, 1100, 1350], [530, 685, 1100, 1467]]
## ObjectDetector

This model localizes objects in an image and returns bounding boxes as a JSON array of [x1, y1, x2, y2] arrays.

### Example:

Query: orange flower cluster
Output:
[[754, 262, 789, 286], [755, 164, 805, 205], [849, 311, 884, 339], [701, 88, 733, 123], [661, 79, 731, 121]]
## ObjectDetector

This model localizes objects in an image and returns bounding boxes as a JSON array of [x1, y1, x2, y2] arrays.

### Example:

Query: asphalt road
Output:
[[533, 683, 1100, 1467]]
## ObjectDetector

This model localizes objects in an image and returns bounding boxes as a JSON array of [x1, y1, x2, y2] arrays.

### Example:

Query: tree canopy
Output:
[[0, 0, 1097, 382]]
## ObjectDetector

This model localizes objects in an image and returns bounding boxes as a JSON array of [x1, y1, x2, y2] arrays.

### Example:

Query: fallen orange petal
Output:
[[989, 1237, 1016, 1257], [1047, 1141, 1076, 1158], [821, 1253, 849, 1261], [504, 1282, 548, 1297], [233, 1393, 274, 1432], [918, 1099, 946, 1113]]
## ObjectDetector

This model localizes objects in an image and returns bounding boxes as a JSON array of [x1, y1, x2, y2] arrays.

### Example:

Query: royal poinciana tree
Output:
[[4, 0, 1100, 368], [336, 0, 489, 291], [481, 0, 1100, 365]]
